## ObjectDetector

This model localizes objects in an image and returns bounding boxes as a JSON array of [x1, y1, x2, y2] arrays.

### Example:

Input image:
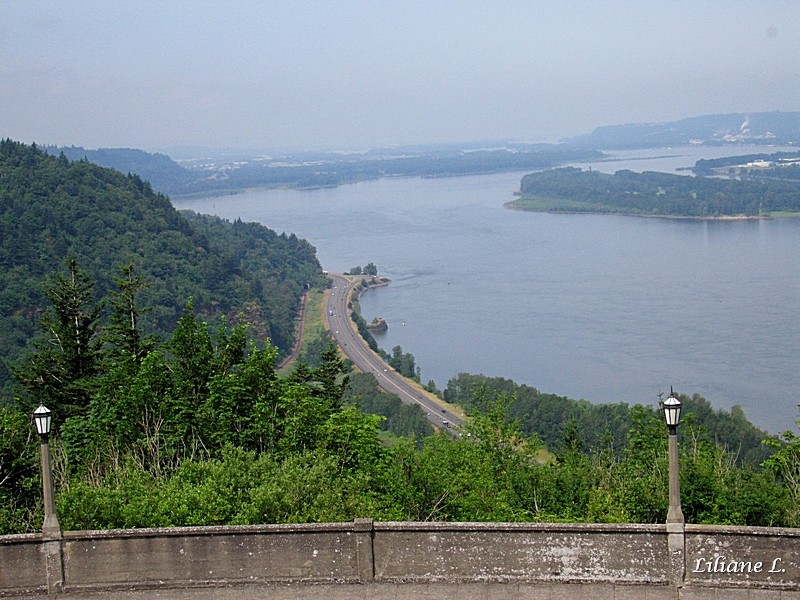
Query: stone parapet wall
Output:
[[0, 534, 47, 596], [372, 521, 669, 584], [62, 521, 370, 591], [1, 520, 798, 598]]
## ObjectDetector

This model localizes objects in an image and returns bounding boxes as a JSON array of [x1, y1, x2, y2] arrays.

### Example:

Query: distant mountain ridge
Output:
[[45, 143, 603, 198], [563, 112, 800, 149], [41, 112, 800, 198]]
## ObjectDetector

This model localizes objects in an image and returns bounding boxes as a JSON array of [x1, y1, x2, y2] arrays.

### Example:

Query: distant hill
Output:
[[43, 145, 198, 195], [0, 139, 326, 394], [563, 112, 800, 149]]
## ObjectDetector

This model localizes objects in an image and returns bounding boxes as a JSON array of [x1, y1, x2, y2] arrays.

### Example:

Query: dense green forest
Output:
[[43, 145, 199, 194], [0, 139, 325, 394], [510, 167, 800, 217], [343, 373, 433, 439]]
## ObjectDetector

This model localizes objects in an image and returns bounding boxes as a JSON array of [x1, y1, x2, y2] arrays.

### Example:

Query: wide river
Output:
[[174, 146, 800, 434]]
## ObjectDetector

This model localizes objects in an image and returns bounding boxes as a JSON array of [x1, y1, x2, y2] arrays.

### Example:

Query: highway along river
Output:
[[173, 147, 800, 434], [325, 273, 463, 431]]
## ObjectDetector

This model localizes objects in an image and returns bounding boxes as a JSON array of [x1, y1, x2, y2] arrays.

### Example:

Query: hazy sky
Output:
[[2, 1, 798, 153]]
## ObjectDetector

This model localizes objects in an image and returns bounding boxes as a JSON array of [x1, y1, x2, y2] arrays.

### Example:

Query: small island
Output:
[[366, 317, 388, 332], [507, 166, 800, 218]]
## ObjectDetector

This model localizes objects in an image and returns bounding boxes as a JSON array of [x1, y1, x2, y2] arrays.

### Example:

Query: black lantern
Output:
[[33, 404, 52, 438], [661, 387, 681, 431]]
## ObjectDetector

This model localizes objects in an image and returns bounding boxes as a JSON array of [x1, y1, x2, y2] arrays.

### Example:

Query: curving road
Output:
[[325, 273, 464, 432]]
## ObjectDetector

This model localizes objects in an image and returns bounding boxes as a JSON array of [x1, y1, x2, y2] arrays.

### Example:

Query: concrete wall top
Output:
[[60, 521, 362, 541], [687, 523, 800, 538], [374, 521, 665, 533], [0, 533, 40, 546]]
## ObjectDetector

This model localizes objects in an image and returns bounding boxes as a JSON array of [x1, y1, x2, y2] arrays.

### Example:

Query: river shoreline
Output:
[[503, 200, 800, 220]]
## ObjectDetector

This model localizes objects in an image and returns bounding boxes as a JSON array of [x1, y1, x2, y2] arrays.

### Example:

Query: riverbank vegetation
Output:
[[509, 167, 800, 217], [2, 261, 797, 534]]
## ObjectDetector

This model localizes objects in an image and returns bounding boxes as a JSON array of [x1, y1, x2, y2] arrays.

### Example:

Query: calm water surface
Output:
[[174, 147, 800, 433]]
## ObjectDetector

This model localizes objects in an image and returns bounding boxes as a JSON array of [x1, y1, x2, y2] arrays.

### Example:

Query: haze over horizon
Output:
[[2, 1, 798, 155]]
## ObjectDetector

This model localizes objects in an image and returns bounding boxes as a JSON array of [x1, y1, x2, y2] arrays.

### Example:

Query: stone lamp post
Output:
[[32, 404, 61, 539], [661, 387, 684, 525], [660, 387, 685, 587]]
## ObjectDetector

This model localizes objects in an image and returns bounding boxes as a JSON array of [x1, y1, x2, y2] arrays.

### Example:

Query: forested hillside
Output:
[[3, 250, 795, 535], [43, 145, 197, 195], [443, 373, 773, 466], [511, 167, 800, 217], [0, 139, 325, 393]]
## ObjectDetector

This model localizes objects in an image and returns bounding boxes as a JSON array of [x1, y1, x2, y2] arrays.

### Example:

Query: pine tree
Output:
[[14, 258, 103, 423], [104, 263, 154, 365]]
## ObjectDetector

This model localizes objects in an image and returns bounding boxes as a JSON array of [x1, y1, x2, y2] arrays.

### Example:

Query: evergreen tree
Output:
[[104, 263, 155, 365], [314, 342, 349, 412], [14, 258, 103, 423], [286, 342, 349, 413], [167, 299, 214, 453]]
